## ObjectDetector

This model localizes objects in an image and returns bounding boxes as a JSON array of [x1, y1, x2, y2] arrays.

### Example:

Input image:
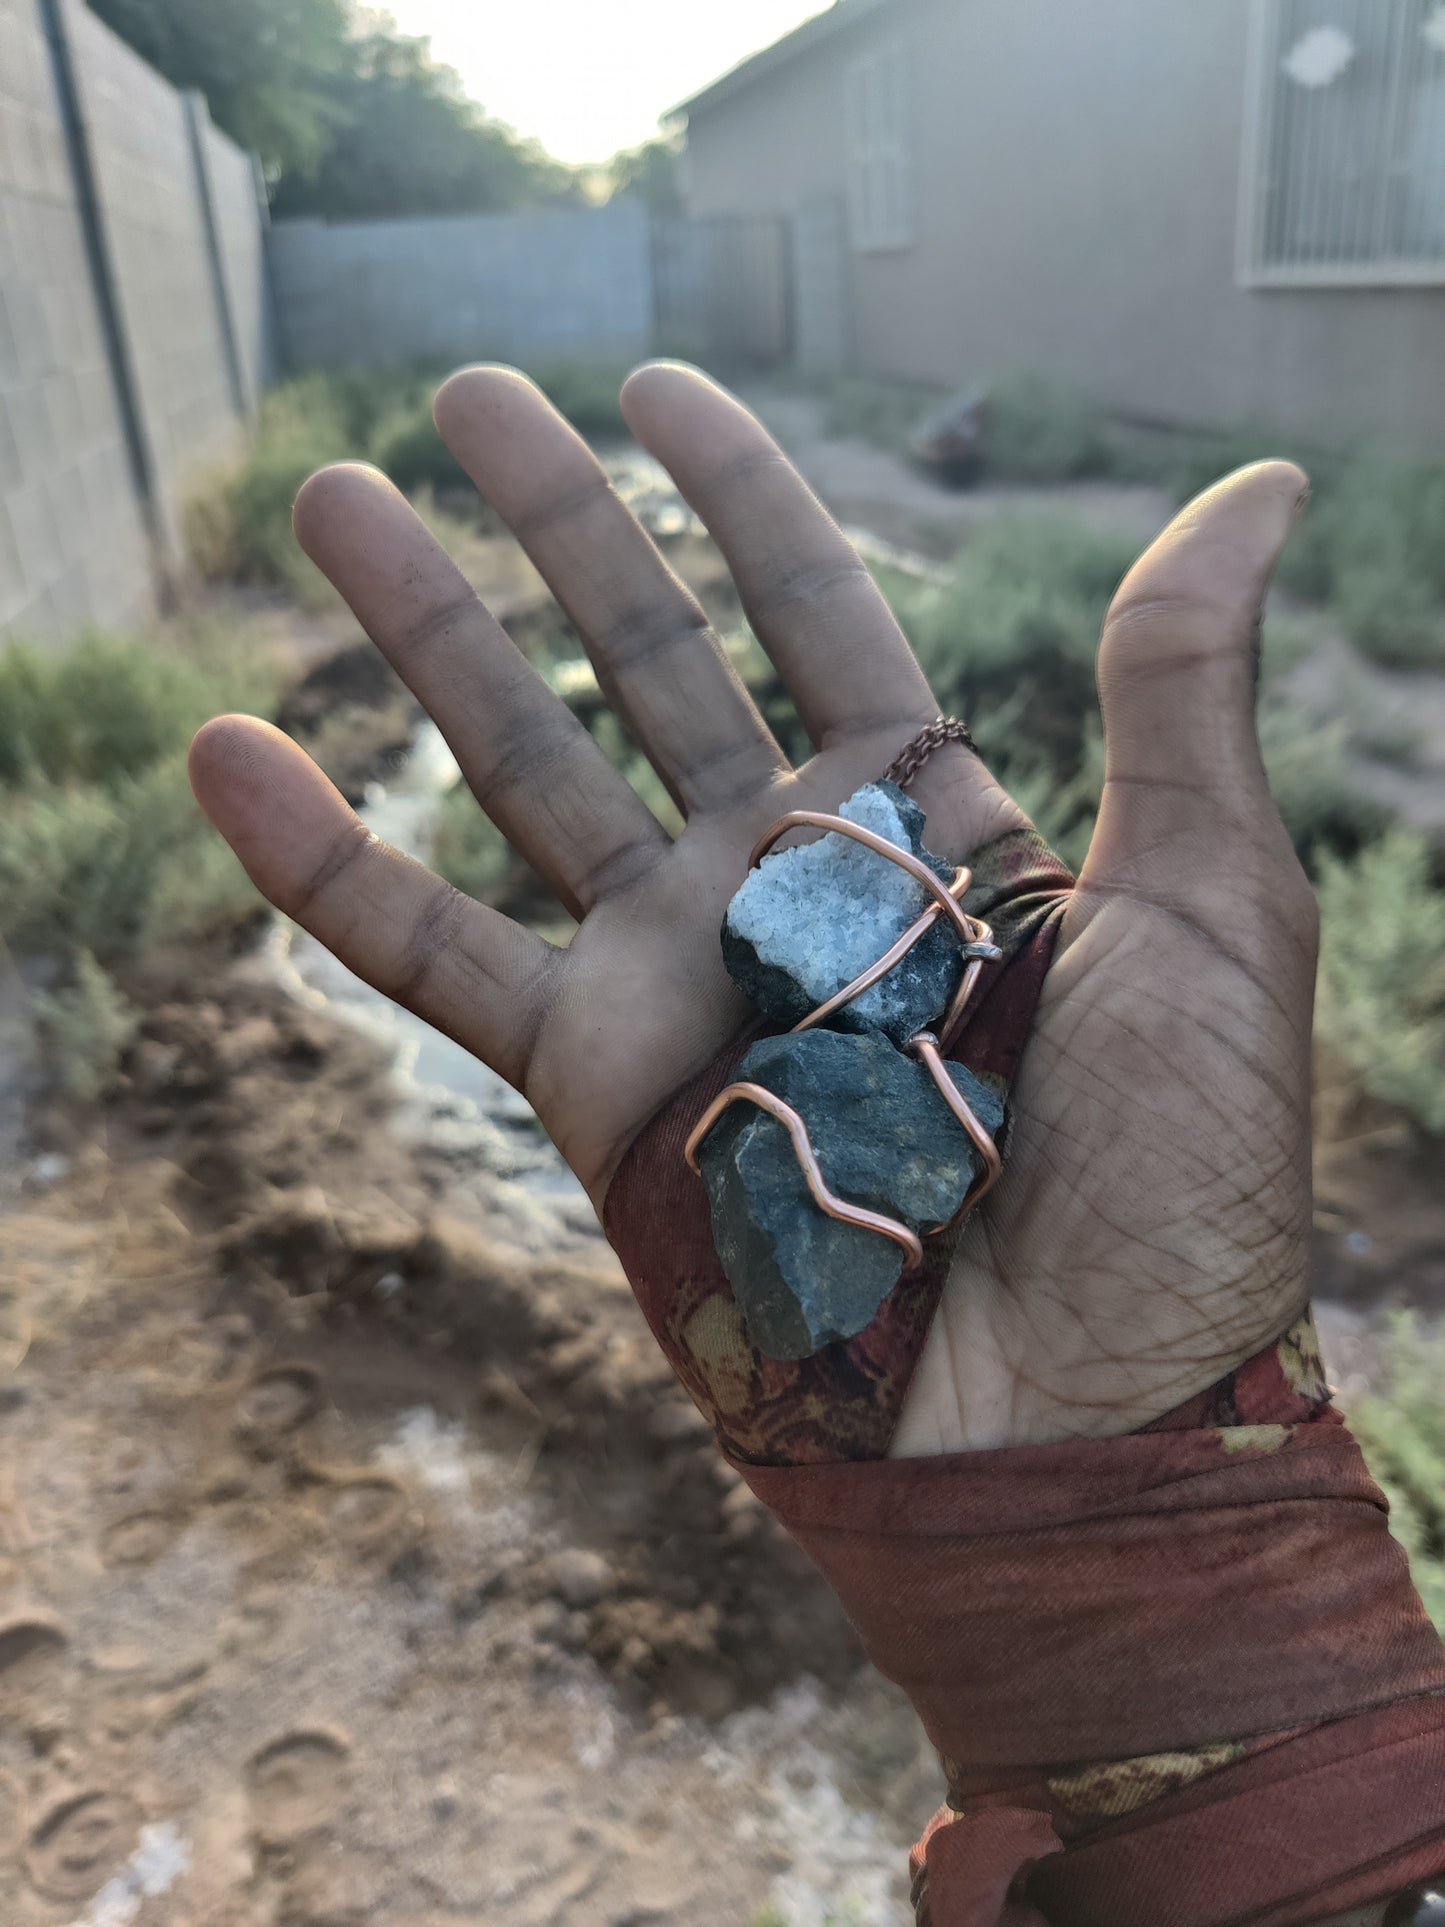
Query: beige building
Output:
[[674, 0, 1445, 445]]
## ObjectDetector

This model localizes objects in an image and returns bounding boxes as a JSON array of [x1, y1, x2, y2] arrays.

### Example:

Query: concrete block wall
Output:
[[0, 0, 270, 645], [74, 6, 242, 550], [0, 0, 152, 640], [270, 203, 655, 371], [203, 123, 269, 415]]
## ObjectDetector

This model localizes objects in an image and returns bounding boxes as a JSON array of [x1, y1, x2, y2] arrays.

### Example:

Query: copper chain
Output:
[[881, 716, 976, 790]]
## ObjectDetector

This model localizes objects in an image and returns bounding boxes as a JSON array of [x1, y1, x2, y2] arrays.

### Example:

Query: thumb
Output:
[[1079, 460, 1308, 900]]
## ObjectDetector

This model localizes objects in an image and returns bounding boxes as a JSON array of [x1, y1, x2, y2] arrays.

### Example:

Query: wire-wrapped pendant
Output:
[[687, 779, 1004, 1360]]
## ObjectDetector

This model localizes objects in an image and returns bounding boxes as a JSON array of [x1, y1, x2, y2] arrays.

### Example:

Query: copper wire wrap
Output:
[[682, 1082, 924, 1271], [684, 806, 1006, 1269]]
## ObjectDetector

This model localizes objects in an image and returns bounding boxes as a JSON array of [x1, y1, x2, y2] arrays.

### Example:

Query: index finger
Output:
[[188, 715, 557, 1092]]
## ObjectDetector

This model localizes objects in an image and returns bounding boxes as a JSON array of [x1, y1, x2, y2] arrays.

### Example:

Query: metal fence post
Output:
[[35, 0, 166, 554], [183, 89, 252, 418]]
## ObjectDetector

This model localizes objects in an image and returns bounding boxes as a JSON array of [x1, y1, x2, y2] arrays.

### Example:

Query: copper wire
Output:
[[682, 1082, 924, 1270], [688, 806, 1007, 1274], [793, 866, 970, 1033], [908, 1032, 1004, 1230], [748, 812, 993, 955]]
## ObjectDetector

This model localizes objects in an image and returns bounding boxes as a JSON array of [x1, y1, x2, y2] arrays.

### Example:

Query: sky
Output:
[[375, 0, 829, 165]]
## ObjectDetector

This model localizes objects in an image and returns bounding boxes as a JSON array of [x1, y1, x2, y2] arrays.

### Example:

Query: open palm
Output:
[[191, 365, 1315, 1453]]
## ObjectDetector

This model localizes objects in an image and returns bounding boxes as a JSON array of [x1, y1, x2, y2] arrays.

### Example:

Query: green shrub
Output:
[[187, 379, 358, 596], [30, 949, 140, 1100], [189, 363, 637, 594], [899, 515, 1136, 774], [0, 628, 273, 964], [1257, 614, 1318, 685], [1165, 435, 1445, 668], [823, 375, 944, 452], [1286, 456, 1445, 607], [1352, 1315, 1445, 1629], [0, 755, 258, 962], [370, 400, 470, 494], [430, 781, 520, 906], [980, 373, 1114, 483], [1257, 702, 1390, 864], [957, 692, 1101, 873], [0, 633, 269, 791], [531, 362, 632, 439], [1333, 560, 1442, 668], [918, 514, 1136, 677], [1314, 831, 1445, 1134]]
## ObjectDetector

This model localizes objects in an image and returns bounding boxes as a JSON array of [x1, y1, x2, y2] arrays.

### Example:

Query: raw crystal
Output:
[[697, 1029, 1004, 1358], [721, 781, 961, 1045]]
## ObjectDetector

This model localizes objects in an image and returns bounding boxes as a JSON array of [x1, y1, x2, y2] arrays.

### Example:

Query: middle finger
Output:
[[434, 366, 789, 818]]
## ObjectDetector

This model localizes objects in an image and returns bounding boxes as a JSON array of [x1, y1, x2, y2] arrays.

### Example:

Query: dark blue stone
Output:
[[698, 1029, 1004, 1359]]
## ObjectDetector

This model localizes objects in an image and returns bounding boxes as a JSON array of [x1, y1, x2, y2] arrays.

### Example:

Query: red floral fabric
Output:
[[735, 1330, 1445, 1926]]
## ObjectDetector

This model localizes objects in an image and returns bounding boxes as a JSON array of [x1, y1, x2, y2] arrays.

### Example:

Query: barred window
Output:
[[845, 42, 915, 253], [1241, 0, 1445, 283]]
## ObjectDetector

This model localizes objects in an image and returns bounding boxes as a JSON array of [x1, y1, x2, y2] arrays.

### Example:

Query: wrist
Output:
[[736, 1321, 1445, 1927]]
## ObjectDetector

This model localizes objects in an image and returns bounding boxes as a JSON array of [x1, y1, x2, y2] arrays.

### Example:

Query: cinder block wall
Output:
[[269, 204, 655, 371], [0, 0, 270, 645], [203, 124, 270, 416], [0, 0, 152, 640]]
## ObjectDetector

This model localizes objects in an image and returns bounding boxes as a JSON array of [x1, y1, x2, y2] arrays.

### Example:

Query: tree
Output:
[[88, 0, 352, 180], [605, 137, 684, 215], [270, 27, 578, 221], [88, 0, 578, 218]]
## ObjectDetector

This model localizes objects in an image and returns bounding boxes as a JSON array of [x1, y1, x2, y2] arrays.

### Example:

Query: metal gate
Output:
[[650, 215, 792, 368]]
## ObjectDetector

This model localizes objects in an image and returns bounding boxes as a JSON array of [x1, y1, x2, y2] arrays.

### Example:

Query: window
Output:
[[845, 42, 915, 252], [1240, 0, 1445, 283]]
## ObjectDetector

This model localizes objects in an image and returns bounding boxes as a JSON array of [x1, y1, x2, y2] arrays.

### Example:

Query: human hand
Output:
[[189, 365, 1313, 1454]]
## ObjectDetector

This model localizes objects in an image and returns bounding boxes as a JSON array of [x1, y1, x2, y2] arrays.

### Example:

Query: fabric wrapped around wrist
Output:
[[739, 1342, 1445, 1927], [601, 827, 1445, 1924]]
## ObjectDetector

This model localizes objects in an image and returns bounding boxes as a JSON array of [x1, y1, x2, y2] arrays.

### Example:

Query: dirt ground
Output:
[[0, 966, 941, 1927]]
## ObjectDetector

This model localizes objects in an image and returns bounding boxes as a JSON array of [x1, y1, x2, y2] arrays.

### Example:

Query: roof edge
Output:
[[667, 0, 896, 123]]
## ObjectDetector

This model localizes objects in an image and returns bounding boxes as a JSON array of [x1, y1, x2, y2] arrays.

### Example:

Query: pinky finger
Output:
[[188, 715, 558, 1091]]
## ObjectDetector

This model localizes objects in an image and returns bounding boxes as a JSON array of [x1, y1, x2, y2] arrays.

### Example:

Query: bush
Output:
[[0, 755, 258, 962], [1257, 702, 1390, 864], [1285, 456, 1445, 605], [1165, 435, 1445, 669], [532, 362, 632, 440], [430, 781, 520, 906], [918, 514, 1136, 676], [189, 363, 638, 594], [980, 373, 1114, 483], [1352, 1315, 1445, 1629], [1314, 831, 1445, 1134], [30, 949, 140, 1101], [823, 375, 944, 452], [0, 632, 269, 790], [369, 401, 470, 494], [0, 630, 273, 964], [187, 379, 359, 598], [896, 515, 1137, 776], [1332, 560, 1442, 669]]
